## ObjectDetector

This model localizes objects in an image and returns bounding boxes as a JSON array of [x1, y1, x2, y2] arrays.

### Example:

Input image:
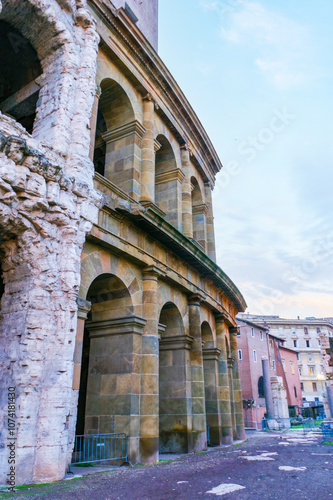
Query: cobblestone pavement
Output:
[[1, 430, 333, 500]]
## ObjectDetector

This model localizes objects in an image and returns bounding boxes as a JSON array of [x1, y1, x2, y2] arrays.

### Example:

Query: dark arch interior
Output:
[[0, 20, 42, 133], [258, 376, 265, 398]]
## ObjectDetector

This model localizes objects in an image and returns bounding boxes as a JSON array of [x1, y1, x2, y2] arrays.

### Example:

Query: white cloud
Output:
[[202, 0, 311, 89]]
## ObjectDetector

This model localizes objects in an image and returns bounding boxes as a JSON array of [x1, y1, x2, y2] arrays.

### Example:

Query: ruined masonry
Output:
[[0, 0, 247, 485]]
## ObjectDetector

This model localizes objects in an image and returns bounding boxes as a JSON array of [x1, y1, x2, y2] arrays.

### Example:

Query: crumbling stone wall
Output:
[[0, 0, 100, 485]]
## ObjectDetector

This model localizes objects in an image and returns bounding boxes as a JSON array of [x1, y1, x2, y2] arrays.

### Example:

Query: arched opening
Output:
[[294, 386, 297, 398], [0, 21, 42, 134], [76, 273, 136, 438], [93, 79, 139, 199], [258, 376, 265, 398], [159, 302, 189, 453], [202, 322, 220, 445], [191, 177, 206, 251], [155, 135, 182, 228]]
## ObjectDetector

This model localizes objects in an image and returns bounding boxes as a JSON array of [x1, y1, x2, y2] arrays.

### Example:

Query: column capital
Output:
[[227, 356, 235, 368], [203, 347, 221, 361], [154, 139, 162, 152], [229, 327, 239, 337], [87, 315, 147, 338], [95, 84, 102, 98], [142, 265, 166, 281], [102, 120, 146, 144], [143, 92, 155, 103], [159, 334, 194, 351], [181, 143, 194, 155], [188, 292, 206, 306], [155, 167, 185, 185], [192, 203, 209, 216], [77, 297, 91, 320]]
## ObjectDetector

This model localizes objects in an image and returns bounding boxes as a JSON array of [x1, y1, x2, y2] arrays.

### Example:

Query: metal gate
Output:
[[70, 433, 130, 466]]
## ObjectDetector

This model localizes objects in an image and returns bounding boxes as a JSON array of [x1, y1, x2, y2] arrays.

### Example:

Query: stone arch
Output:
[[158, 302, 190, 453], [75, 270, 145, 456], [191, 176, 206, 250], [155, 135, 183, 228], [0, 20, 42, 133], [0, 0, 96, 155], [80, 250, 142, 317], [93, 78, 142, 198]]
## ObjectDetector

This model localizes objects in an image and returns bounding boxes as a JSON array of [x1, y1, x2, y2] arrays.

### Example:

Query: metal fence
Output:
[[70, 433, 130, 467], [321, 421, 333, 444]]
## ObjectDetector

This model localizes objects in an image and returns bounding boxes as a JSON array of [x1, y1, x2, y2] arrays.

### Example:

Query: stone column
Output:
[[192, 203, 208, 252], [140, 94, 156, 204], [159, 334, 193, 453], [262, 356, 274, 419], [204, 181, 216, 262], [72, 298, 91, 391], [103, 120, 145, 201], [155, 168, 184, 230], [181, 145, 193, 238], [188, 293, 207, 451], [140, 265, 165, 463], [85, 316, 146, 464], [89, 85, 101, 161], [215, 320, 233, 444], [229, 327, 246, 440], [202, 347, 221, 445]]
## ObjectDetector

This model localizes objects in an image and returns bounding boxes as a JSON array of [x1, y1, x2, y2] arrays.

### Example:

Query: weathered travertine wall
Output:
[[0, 0, 100, 484]]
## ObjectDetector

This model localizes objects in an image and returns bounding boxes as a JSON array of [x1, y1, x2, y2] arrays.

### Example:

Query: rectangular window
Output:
[[290, 362, 295, 374], [316, 327, 321, 333], [272, 360, 276, 370], [237, 329, 240, 336], [282, 359, 286, 372], [251, 328, 254, 337], [304, 327, 308, 334], [297, 353, 300, 361], [260, 330, 263, 340], [308, 354, 313, 362], [292, 327, 296, 334], [293, 340, 297, 347], [299, 367, 302, 376], [318, 340, 321, 346], [309, 367, 315, 376], [306, 340, 310, 348], [253, 350, 257, 362], [312, 382, 317, 392], [300, 382, 304, 391], [269, 339, 273, 348], [315, 397, 319, 402], [238, 349, 242, 360]]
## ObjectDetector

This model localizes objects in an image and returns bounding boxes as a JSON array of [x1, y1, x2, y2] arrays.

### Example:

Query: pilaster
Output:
[[188, 293, 207, 452], [229, 327, 246, 440], [181, 144, 193, 238], [140, 94, 156, 204], [204, 181, 216, 262]]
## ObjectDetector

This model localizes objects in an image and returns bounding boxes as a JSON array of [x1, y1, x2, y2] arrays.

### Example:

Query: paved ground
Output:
[[1, 430, 332, 499]]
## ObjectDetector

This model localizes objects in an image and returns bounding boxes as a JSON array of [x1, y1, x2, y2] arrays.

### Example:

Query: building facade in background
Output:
[[0, 0, 246, 486], [239, 315, 333, 418], [237, 318, 301, 429]]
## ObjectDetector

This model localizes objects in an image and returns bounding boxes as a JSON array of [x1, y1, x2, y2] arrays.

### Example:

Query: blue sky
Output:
[[159, 0, 333, 318]]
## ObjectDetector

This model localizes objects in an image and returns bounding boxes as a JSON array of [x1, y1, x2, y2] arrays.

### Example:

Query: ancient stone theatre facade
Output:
[[0, 0, 246, 485]]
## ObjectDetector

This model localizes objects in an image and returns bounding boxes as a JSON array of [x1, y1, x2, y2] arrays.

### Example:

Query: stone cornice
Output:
[[229, 326, 240, 337], [88, 0, 221, 186], [102, 120, 146, 143], [155, 168, 185, 185], [228, 357, 235, 368], [87, 315, 147, 337], [159, 334, 194, 351], [139, 200, 166, 218], [188, 292, 207, 306]]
